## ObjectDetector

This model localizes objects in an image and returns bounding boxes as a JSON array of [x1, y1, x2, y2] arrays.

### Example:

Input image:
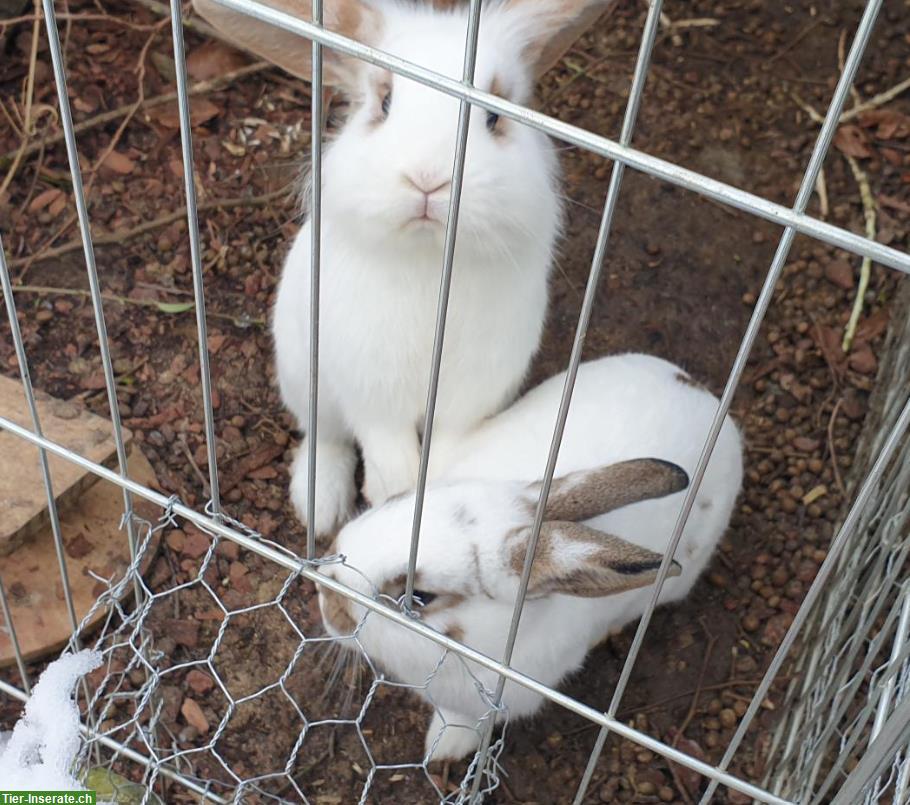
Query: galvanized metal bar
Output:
[[0, 413, 793, 805], [693, 5, 888, 798], [0, 233, 80, 643], [306, 0, 323, 560], [895, 745, 910, 804], [869, 566, 910, 739], [830, 695, 910, 805], [168, 0, 223, 516], [40, 0, 140, 575], [809, 577, 910, 804], [209, 0, 910, 275], [565, 2, 668, 800], [604, 0, 883, 783], [404, 0, 483, 608], [0, 574, 30, 694]]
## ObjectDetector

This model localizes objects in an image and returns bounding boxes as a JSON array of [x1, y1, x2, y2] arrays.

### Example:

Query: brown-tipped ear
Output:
[[504, 0, 617, 77], [527, 459, 689, 523], [192, 0, 380, 87], [508, 521, 680, 599]]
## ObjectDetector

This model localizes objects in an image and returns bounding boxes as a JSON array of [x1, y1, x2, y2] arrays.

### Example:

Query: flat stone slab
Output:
[[0, 447, 159, 666], [0, 375, 132, 556]]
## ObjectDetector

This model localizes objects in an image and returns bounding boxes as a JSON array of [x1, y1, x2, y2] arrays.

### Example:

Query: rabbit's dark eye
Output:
[[413, 589, 437, 607], [381, 90, 392, 119], [485, 110, 500, 133]]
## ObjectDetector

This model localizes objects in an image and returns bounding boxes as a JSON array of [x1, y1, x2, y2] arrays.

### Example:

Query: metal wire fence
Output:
[[0, 0, 909, 802], [765, 283, 910, 805]]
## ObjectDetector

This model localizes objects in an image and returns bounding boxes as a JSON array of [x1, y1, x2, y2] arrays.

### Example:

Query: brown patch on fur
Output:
[[502, 0, 614, 78], [192, 0, 384, 89], [539, 459, 689, 522], [675, 371, 711, 393], [379, 572, 411, 600], [471, 543, 495, 600], [379, 572, 466, 613], [506, 522, 679, 598], [321, 587, 358, 635], [444, 625, 465, 643]]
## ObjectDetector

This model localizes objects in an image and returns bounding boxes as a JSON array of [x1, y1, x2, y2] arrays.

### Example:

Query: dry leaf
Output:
[[857, 109, 910, 140], [28, 187, 63, 212], [48, 193, 68, 217], [189, 98, 221, 127], [812, 323, 847, 378], [101, 150, 135, 174], [855, 309, 890, 342], [149, 98, 221, 129], [186, 41, 248, 81], [833, 124, 872, 158]]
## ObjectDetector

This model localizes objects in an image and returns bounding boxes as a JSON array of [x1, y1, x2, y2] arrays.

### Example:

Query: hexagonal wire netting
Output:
[[763, 285, 910, 805], [0, 0, 909, 802]]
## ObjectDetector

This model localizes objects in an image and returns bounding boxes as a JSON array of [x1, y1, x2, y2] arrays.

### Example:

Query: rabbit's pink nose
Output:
[[403, 174, 451, 198]]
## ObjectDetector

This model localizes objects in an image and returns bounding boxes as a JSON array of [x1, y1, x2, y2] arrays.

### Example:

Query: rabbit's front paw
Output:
[[424, 709, 482, 763], [361, 429, 420, 506], [290, 440, 357, 536]]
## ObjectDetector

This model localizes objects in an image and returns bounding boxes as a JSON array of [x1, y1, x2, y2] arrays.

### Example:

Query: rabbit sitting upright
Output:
[[194, 0, 616, 535], [317, 353, 744, 761]]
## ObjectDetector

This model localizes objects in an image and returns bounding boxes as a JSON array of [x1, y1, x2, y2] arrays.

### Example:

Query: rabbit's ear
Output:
[[503, 0, 617, 77], [192, 0, 380, 88], [526, 459, 689, 522], [508, 521, 679, 598]]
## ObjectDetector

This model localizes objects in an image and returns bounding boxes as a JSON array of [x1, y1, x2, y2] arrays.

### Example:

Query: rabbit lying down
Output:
[[317, 353, 744, 761]]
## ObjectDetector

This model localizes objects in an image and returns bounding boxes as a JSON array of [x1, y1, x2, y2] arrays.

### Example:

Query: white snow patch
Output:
[[0, 650, 101, 790]]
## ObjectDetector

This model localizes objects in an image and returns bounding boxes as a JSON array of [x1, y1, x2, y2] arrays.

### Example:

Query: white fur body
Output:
[[273, 2, 561, 533], [321, 353, 743, 759]]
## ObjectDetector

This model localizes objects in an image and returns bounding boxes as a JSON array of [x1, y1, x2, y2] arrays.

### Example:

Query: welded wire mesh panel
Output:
[[766, 285, 910, 805], [0, 0, 909, 802]]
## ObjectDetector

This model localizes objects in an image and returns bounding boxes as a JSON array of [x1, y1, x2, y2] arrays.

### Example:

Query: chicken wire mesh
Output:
[[765, 284, 910, 805], [0, 0, 909, 803], [51, 503, 509, 803]]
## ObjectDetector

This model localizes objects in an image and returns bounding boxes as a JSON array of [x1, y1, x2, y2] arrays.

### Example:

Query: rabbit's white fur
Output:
[[273, 1, 562, 534], [319, 353, 743, 760]]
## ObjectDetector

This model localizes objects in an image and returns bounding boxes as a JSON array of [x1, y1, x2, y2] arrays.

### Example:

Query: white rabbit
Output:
[[194, 0, 615, 535], [317, 353, 744, 761]]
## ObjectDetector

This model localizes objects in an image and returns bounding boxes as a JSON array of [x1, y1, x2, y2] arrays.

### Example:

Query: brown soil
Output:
[[1, 0, 909, 802]]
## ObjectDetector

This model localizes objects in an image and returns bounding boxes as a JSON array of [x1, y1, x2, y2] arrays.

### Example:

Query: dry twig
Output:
[[0, 0, 41, 199], [0, 63, 270, 167], [841, 75, 910, 122], [19, 16, 170, 269], [7, 284, 267, 327], [9, 188, 288, 269], [841, 155, 876, 352], [0, 10, 166, 29]]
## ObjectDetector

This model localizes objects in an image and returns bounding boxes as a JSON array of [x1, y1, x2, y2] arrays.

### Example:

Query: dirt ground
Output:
[[1, 0, 909, 802]]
